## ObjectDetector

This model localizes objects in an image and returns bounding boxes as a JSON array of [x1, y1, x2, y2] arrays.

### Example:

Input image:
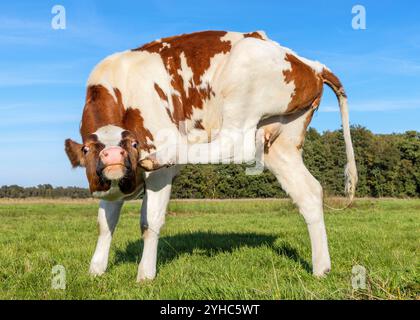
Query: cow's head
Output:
[[65, 125, 144, 200], [65, 83, 157, 200]]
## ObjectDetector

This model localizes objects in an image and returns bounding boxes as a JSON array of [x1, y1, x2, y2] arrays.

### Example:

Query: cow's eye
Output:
[[82, 146, 90, 155], [131, 141, 138, 149]]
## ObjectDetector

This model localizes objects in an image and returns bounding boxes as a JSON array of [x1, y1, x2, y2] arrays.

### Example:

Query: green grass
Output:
[[0, 199, 419, 300]]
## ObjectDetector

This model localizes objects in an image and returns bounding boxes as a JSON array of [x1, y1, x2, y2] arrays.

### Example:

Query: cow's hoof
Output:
[[136, 273, 155, 283], [139, 158, 156, 171], [313, 266, 331, 278], [139, 154, 165, 171], [89, 264, 106, 276], [136, 266, 156, 282], [136, 276, 154, 283]]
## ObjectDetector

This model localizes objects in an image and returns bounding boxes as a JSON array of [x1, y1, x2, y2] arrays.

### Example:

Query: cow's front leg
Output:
[[89, 200, 124, 276], [137, 167, 176, 282]]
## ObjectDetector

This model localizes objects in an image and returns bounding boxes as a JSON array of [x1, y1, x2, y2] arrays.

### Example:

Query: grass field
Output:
[[0, 198, 418, 300]]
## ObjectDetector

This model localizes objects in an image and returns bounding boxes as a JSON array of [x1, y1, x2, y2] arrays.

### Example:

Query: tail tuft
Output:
[[345, 162, 358, 202]]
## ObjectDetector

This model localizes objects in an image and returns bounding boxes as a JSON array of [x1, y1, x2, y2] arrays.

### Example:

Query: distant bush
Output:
[[0, 184, 90, 199], [1, 126, 418, 199]]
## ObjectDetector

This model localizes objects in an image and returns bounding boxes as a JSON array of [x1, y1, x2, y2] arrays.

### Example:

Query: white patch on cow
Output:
[[94, 125, 125, 147], [146, 136, 154, 145], [87, 51, 133, 102], [220, 31, 244, 44], [273, 44, 327, 74], [89, 50, 179, 146], [186, 128, 209, 144], [178, 52, 194, 96], [296, 55, 326, 74], [123, 52, 179, 135], [220, 37, 295, 117]]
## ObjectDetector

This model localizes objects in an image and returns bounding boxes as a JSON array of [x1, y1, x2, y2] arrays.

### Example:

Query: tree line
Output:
[[1, 126, 418, 199]]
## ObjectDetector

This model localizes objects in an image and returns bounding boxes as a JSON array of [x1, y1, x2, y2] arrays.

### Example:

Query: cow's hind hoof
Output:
[[139, 158, 155, 171], [313, 267, 331, 278], [139, 155, 164, 171]]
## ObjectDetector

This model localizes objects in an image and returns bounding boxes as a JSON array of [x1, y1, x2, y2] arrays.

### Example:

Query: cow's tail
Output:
[[320, 68, 358, 203]]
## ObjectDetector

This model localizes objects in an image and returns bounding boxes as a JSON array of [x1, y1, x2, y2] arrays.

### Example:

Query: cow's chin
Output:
[[102, 164, 126, 181]]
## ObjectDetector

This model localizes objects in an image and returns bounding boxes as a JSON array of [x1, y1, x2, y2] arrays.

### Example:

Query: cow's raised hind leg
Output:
[[137, 166, 178, 281], [264, 133, 331, 276], [89, 200, 124, 276], [140, 127, 259, 170]]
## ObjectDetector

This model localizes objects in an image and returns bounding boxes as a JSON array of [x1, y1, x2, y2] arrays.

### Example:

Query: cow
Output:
[[65, 30, 357, 282]]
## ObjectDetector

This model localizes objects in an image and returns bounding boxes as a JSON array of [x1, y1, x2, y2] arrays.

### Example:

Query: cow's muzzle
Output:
[[98, 146, 129, 180]]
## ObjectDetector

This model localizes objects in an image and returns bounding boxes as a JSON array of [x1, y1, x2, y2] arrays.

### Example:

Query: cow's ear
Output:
[[65, 139, 85, 167]]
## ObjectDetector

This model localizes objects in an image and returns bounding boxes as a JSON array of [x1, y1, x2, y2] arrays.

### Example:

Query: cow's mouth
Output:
[[102, 163, 126, 180]]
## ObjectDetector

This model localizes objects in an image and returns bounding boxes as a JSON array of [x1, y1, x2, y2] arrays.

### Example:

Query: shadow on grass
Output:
[[114, 231, 311, 273]]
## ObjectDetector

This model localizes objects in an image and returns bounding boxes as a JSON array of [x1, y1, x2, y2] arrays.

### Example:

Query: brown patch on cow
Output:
[[65, 139, 85, 167], [283, 53, 323, 114], [164, 107, 176, 124], [117, 131, 143, 195], [81, 135, 110, 193], [244, 32, 265, 40], [154, 83, 178, 124], [154, 83, 168, 102], [123, 108, 155, 152], [133, 31, 230, 127], [80, 85, 125, 142], [321, 69, 347, 98], [194, 119, 205, 130], [65, 135, 110, 193]]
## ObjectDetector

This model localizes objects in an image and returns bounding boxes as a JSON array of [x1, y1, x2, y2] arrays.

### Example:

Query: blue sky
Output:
[[0, 0, 419, 187]]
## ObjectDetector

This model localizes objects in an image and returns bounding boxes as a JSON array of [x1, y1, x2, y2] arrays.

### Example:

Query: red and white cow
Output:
[[65, 30, 357, 281]]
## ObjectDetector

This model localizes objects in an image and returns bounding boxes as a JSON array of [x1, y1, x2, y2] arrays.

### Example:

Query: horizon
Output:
[[0, 0, 419, 187]]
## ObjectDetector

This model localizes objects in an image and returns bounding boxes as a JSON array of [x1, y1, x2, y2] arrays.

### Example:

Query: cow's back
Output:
[[132, 31, 268, 140]]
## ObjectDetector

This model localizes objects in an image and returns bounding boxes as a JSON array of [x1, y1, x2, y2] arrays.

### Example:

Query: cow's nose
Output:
[[99, 146, 127, 166]]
